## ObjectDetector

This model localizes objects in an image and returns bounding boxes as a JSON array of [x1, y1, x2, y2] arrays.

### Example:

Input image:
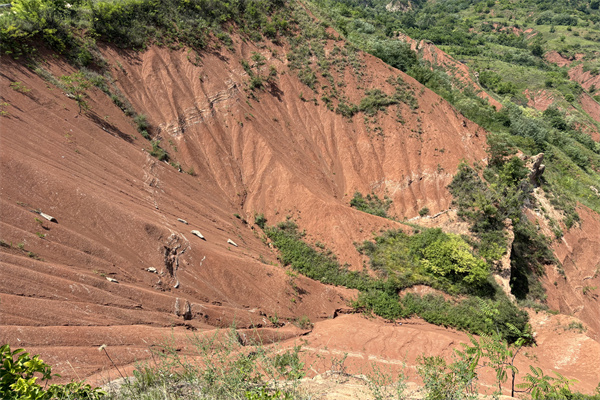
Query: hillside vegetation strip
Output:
[[265, 220, 528, 343]]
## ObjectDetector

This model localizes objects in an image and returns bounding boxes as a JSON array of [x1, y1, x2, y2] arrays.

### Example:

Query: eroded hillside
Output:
[[1, 0, 600, 396], [0, 19, 488, 382]]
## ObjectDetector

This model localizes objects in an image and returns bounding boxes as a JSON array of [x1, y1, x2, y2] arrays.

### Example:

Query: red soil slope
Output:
[[568, 63, 600, 92], [544, 51, 585, 68], [291, 313, 600, 396], [1, 30, 599, 393], [0, 33, 486, 382], [524, 89, 555, 112], [546, 206, 600, 341]]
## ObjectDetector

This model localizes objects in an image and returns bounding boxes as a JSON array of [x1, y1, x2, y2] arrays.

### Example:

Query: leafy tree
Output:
[[531, 42, 544, 57], [417, 354, 478, 400], [518, 367, 578, 399]]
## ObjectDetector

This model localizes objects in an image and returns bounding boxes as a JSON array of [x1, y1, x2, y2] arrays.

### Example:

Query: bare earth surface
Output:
[[1, 30, 599, 396]]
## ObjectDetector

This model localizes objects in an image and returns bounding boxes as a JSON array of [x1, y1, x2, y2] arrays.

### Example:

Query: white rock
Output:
[[40, 212, 57, 222], [191, 230, 205, 240]]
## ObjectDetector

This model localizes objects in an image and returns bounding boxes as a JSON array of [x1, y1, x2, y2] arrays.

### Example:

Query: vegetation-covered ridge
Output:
[[1, 0, 424, 147], [1, 0, 289, 55]]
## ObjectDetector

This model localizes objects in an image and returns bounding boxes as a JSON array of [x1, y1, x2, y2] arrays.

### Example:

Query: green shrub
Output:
[[112, 330, 307, 399], [359, 89, 398, 116], [254, 213, 267, 229], [370, 39, 417, 72], [421, 234, 489, 286], [150, 140, 168, 161], [0, 344, 105, 400], [336, 101, 359, 118], [267, 222, 527, 341], [417, 355, 478, 400], [350, 192, 392, 218], [265, 221, 372, 290], [133, 114, 149, 135]]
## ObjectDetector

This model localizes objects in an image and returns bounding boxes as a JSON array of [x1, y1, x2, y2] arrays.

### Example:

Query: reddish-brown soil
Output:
[[524, 89, 555, 112], [0, 33, 487, 384], [544, 51, 585, 68], [285, 312, 600, 396], [1, 29, 599, 395], [579, 93, 600, 131], [568, 63, 600, 92], [545, 206, 600, 341]]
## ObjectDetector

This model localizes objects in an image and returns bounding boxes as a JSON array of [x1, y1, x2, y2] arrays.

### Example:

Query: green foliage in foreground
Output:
[[418, 326, 600, 400], [265, 221, 528, 342], [0, 344, 105, 399], [5, 333, 600, 400]]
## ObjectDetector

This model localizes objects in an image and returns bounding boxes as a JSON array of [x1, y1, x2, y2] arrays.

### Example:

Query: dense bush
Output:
[[266, 220, 372, 290], [359, 89, 398, 116], [448, 154, 558, 304], [369, 39, 417, 72]]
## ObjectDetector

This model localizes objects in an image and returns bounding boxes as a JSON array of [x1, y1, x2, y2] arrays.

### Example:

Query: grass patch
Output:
[[349, 191, 392, 218], [103, 328, 308, 400]]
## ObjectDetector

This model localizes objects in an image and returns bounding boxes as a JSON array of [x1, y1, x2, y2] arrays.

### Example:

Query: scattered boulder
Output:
[[146, 267, 157, 274], [177, 218, 188, 224], [527, 153, 545, 186], [106, 277, 118, 283], [191, 230, 205, 240], [227, 239, 238, 247], [183, 300, 192, 320], [39, 212, 57, 223]]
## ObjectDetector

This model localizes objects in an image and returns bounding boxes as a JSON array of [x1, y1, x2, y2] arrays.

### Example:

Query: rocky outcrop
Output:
[[493, 219, 516, 302], [526, 153, 545, 186]]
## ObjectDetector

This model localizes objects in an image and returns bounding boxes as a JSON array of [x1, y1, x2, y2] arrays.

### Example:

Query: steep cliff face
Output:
[[547, 206, 600, 341]]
